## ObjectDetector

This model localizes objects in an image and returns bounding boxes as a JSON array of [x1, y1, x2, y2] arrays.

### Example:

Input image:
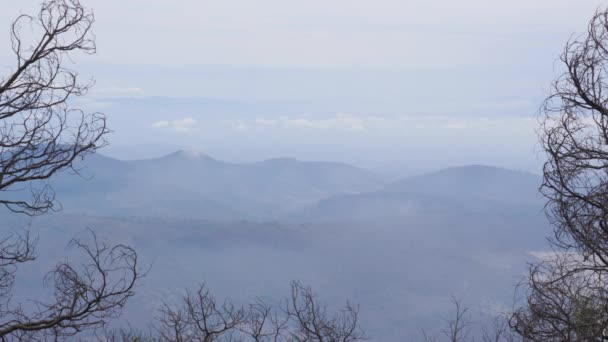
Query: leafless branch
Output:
[[157, 281, 365, 342], [0, 0, 108, 216], [440, 297, 471, 342], [285, 281, 365, 342], [510, 254, 608, 341], [158, 283, 245, 342], [0, 230, 141, 340], [510, 6, 608, 341]]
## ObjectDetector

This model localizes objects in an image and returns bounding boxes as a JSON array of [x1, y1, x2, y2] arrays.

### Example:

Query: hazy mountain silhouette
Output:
[[386, 165, 541, 204], [2, 156, 551, 341], [51, 151, 384, 220], [291, 165, 543, 222]]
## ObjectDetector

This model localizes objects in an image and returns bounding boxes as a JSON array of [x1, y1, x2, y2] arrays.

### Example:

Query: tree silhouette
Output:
[[0, 1, 141, 339]]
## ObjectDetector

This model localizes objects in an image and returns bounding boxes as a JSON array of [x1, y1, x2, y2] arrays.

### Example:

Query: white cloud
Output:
[[248, 113, 367, 132], [151, 117, 197, 133]]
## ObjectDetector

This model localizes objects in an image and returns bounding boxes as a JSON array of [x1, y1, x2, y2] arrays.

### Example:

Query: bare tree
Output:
[[540, 7, 608, 272], [480, 315, 516, 342], [239, 298, 289, 342], [419, 297, 519, 342], [0, 232, 140, 341], [0, 1, 142, 340], [507, 6, 608, 341], [0, 0, 107, 215], [419, 297, 471, 342], [0, 230, 37, 301], [285, 281, 365, 342], [158, 283, 245, 342], [509, 254, 608, 341], [440, 297, 471, 342], [415, 8, 608, 342], [156, 281, 365, 342]]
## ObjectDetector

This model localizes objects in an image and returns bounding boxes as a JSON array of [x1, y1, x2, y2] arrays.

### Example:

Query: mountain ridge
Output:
[[53, 151, 385, 220], [288, 164, 543, 222], [50, 151, 544, 222]]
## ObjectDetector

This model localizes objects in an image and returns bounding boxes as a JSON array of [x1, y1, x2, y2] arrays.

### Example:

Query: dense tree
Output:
[[0, 1, 141, 340]]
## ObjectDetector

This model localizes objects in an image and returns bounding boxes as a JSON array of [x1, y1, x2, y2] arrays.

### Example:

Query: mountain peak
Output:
[[162, 149, 216, 161], [262, 157, 299, 164]]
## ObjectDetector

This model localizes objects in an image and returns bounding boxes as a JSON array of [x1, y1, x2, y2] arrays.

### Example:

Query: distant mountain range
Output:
[[294, 164, 543, 222], [51, 150, 384, 220], [387, 164, 541, 204], [3, 151, 549, 340], [47, 151, 542, 222]]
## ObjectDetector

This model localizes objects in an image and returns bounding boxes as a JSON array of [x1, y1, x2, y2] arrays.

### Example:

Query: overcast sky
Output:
[[2, 0, 603, 69], [1, 1, 606, 175]]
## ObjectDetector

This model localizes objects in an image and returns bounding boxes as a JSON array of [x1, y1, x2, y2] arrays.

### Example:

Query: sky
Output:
[[0, 0, 606, 176]]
